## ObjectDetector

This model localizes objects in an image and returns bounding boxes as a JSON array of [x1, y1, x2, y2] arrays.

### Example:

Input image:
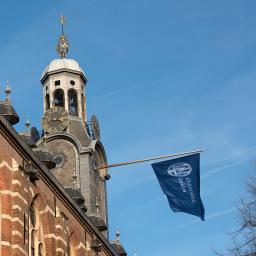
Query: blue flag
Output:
[[151, 153, 205, 220]]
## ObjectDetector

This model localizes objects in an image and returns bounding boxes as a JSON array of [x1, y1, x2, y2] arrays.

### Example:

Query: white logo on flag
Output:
[[167, 162, 192, 177]]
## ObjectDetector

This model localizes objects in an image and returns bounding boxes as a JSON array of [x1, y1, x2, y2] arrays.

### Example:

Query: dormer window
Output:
[[55, 80, 61, 86]]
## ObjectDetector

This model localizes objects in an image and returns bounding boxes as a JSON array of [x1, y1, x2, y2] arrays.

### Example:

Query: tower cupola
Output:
[[40, 15, 87, 121]]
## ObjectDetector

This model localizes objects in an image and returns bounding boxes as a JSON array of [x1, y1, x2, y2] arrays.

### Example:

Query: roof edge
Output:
[[40, 68, 87, 84]]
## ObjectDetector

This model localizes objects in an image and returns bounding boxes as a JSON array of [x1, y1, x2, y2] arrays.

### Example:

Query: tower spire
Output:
[[56, 14, 69, 59]]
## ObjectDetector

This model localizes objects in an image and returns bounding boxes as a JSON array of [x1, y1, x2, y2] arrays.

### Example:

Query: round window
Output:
[[70, 80, 75, 86]]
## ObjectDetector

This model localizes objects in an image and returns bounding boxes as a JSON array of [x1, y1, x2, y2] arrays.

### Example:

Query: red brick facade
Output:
[[0, 116, 117, 256]]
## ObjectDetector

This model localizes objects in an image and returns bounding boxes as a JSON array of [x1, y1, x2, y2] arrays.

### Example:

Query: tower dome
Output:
[[41, 59, 86, 83], [40, 15, 88, 122]]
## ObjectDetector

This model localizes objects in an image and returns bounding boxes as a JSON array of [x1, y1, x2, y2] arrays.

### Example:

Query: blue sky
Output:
[[0, 0, 256, 255]]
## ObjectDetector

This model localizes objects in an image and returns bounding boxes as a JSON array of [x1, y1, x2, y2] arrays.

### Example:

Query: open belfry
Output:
[[0, 16, 127, 256]]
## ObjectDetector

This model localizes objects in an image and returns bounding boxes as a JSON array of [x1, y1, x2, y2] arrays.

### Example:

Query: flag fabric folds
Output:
[[151, 153, 205, 220]]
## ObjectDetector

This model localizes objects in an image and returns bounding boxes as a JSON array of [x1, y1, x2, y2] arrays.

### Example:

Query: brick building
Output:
[[0, 18, 127, 256]]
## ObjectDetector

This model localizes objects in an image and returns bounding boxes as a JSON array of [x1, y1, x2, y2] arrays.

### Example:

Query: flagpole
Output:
[[96, 149, 203, 171]]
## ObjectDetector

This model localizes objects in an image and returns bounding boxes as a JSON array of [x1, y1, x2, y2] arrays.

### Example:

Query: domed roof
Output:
[[41, 59, 86, 82]]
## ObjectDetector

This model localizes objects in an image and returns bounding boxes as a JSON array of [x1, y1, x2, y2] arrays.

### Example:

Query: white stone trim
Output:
[[12, 244, 27, 255], [2, 214, 12, 220], [29, 187, 34, 197], [0, 190, 12, 196], [56, 236, 67, 246], [57, 247, 65, 253], [2, 214, 24, 226], [12, 158, 19, 172], [39, 206, 55, 216], [86, 241, 91, 251], [44, 233, 67, 246], [12, 180, 22, 186], [75, 242, 85, 250], [13, 217, 24, 226], [12, 205, 22, 212], [56, 224, 63, 230], [12, 180, 28, 193], [1, 190, 28, 205], [12, 192, 28, 205], [44, 233, 56, 240], [12, 230, 22, 238], [1, 241, 11, 246], [0, 160, 13, 171]]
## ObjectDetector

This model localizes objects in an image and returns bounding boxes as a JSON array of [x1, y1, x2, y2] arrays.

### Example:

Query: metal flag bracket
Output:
[[96, 149, 203, 171]]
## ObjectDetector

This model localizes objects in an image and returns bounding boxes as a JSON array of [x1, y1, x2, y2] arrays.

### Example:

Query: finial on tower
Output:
[[5, 81, 11, 96], [56, 13, 69, 59], [115, 230, 120, 243], [5, 81, 11, 104], [25, 116, 31, 131]]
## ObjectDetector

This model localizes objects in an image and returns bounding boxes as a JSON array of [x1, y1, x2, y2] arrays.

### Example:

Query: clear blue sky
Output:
[[1, 0, 256, 255]]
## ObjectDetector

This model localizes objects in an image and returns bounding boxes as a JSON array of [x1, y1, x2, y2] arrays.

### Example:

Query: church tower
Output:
[[37, 16, 109, 233]]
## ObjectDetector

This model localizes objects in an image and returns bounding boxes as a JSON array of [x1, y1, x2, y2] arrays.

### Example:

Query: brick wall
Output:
[[0, 129, 116, 256]]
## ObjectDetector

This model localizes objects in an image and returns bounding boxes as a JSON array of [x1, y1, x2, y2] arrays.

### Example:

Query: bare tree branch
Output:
[[214, 173, 256, 256]]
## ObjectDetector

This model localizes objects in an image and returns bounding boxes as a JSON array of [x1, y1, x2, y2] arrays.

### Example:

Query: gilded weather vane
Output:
[[60, 13, 65, 35], [56, 13, 69, 59]]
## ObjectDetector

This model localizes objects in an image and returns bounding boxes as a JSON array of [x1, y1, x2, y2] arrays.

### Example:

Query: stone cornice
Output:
[[40, 68, 87, 84]]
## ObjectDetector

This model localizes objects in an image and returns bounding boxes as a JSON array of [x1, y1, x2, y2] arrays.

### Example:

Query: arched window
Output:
[[53, 89, 64, 107], [30, 202, 36, 228], [68, 89, 78, 116], [81, 93, 85, 119], [30, 202, 36, 256], [31, 230, 35, 256], [67, 240, 71, 256], [38, 243, 44, 256], [29, 198, 45, 256], [64, 238, 75, 256], [45, 94, 50, 110]]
